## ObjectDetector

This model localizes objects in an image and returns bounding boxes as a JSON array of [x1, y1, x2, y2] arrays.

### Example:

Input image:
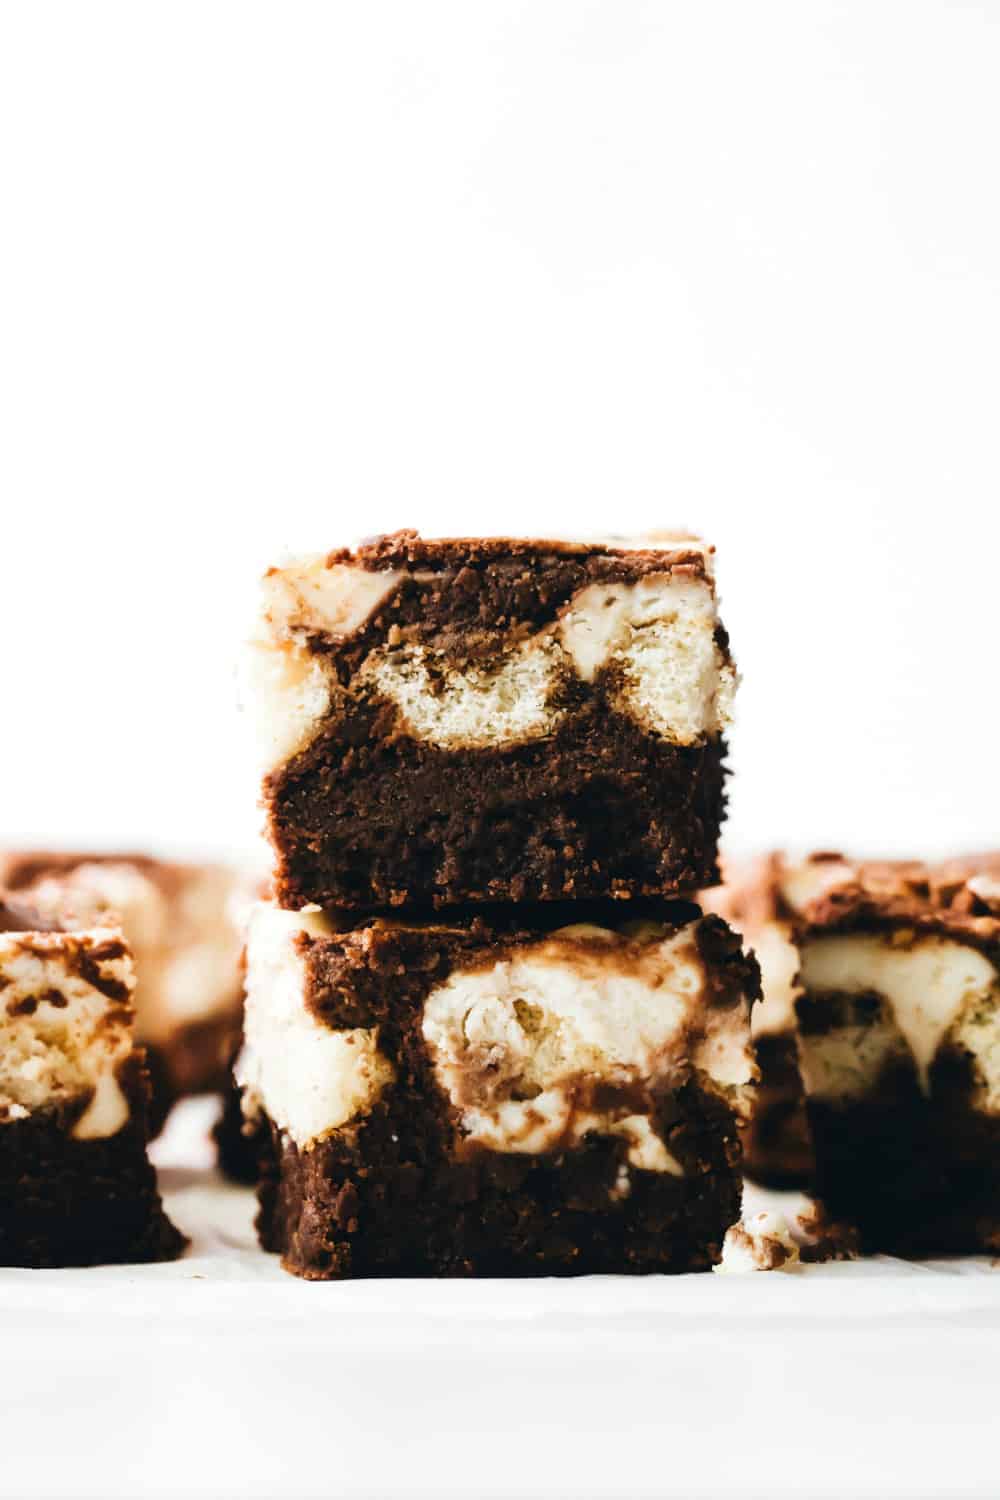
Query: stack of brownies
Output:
[[235, 531, 761, 1277]]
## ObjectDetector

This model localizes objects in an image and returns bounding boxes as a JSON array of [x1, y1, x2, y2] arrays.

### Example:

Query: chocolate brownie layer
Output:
[[0, 1060, 186, 1267], [274, 711, 726, 911], [247, 532, 735, 910], [239, 899, 759, 1278], [786, 852, 1000, 1252]]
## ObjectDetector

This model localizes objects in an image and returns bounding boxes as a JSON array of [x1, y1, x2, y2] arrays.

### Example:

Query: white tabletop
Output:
[[2, 1099, 996, 1500]]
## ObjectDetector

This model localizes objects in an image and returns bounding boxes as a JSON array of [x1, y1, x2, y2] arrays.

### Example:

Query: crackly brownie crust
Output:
[[782, 851, 1000, 959], [252, 532, 734, 911], [0, 1056, 186, 1268], [245, 903, 758, 1278], [317, 533, 717, 672]]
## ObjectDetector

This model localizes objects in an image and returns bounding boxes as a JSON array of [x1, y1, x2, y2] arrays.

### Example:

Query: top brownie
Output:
[[246, 531, 736, 910]]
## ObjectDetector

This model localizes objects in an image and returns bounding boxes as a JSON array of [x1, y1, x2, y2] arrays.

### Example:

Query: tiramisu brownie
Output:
[[1, 852, 249, 1128], [703, 855, 812, 1185], [0, 897, 184, 1267], [786, 852, 1000, 1254], [237, 899, 759, 1278], [245, 531, 736, 911]]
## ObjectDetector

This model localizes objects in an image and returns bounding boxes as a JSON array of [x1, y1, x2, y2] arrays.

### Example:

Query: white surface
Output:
[[1, 1098, 997, 1500], [2, 1, 1000, 862]]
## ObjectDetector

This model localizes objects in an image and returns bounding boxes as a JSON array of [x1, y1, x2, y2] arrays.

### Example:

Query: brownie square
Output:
[[0, 897, 185, 1267], [245, 531, 735, 911], [236, 898, 759, 1278], [784, 852, 1000, 1253]]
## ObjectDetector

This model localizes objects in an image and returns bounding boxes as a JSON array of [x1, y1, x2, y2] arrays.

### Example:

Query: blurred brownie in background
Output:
[[787, 851, 1000, 1255], [0, 851, 250, 1132], [0, 895, 184, 1266]]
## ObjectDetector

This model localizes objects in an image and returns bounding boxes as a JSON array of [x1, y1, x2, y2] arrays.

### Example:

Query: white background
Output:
[[2, 12, 1000, 1498], [2, 0, 999, 864]]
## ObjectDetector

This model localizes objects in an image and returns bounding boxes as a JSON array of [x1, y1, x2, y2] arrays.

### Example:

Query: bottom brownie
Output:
[[240, 899, 759, 1278]]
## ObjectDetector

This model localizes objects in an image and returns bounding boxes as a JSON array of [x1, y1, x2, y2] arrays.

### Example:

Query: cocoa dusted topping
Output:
[[345, 528, 711, 578], [714, 850, 1000, 960], [784, 852, 1000, 963], [313, 531, 717, 674]]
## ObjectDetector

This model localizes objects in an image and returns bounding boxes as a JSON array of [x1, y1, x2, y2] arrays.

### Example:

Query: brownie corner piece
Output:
[[245, 532, 735, 910], [0, 899, 185, 1267], [238, 898, 758, 1278]]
